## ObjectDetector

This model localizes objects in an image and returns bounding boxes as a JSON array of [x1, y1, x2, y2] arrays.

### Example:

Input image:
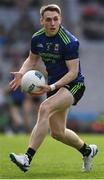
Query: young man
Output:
[[9, 4, 98, 172]]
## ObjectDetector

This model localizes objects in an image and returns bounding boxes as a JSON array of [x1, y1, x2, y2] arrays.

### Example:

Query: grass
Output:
[[0, 133, 104, 179]]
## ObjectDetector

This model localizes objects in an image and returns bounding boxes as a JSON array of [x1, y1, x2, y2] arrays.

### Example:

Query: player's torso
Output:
[[32, 26, 84, 84]]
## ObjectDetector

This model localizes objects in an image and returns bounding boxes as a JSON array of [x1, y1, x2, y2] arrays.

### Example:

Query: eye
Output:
[[45, 16, 59, 22], [46, 18, 51, 22], [53, 17, 58, 21]]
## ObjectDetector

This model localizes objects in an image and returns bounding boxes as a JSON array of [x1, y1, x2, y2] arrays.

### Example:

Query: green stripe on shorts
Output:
[[70, 83, 82, 95]]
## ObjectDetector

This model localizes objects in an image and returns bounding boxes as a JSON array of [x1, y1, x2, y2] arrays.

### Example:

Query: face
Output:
[[40, 11, 62, 37]]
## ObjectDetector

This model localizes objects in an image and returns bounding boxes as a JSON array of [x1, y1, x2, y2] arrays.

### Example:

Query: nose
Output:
[[51, 19, 55, 26]]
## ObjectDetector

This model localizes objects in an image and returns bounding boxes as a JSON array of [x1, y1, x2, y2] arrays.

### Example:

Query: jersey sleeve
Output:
[[31, 37, 39, 55], [63, 40, 79, 60]]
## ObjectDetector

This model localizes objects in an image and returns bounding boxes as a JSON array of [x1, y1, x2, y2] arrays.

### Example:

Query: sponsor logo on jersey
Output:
[[54, 44, 59, 51], [37, 43, 43, 48]]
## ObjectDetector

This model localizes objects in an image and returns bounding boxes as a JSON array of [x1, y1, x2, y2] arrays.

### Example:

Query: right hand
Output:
[[9, 72, 23, 91], [29, 84, 51, 97]]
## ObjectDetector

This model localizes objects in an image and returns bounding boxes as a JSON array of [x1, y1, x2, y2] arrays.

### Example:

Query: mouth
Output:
[[50, 27, 56, 31]]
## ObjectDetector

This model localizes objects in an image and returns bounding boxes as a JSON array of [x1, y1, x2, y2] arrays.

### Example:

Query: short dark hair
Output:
[[40, 4, 61, 17]]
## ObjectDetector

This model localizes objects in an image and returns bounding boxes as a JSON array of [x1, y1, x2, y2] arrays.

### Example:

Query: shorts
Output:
[[47, 82, 85, 106]]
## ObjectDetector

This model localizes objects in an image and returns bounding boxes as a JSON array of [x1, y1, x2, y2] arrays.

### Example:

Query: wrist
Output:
[[49, 84, 56, 91], [19, 72, 24, 77]]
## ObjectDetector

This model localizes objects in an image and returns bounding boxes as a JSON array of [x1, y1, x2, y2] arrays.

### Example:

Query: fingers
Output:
[[9, 79, 19, 91], [10, 72, 23, 78], [10, 72, 18, 76], [9, 72, 22, 91], [10, 72, 15, 75], [38, 85, 50, 91], [29, 89, 45, 96], [9, 83, 18, 91], [29, 93, 42, 97]]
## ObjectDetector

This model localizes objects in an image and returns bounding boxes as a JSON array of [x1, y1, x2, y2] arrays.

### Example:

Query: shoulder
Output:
[[58, 26, 79, 46], [31, 28, 46, 54], [32, 28, 45, 40]]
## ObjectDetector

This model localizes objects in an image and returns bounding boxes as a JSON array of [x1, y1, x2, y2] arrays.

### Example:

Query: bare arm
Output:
[[54, 58, 79, 89], [18, 51, 40, 75], [10, 51, 40, 90]]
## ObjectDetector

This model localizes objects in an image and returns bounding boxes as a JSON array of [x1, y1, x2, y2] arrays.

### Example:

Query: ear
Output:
[[40, 17, 44, 26], [59, 16, 62, 24]]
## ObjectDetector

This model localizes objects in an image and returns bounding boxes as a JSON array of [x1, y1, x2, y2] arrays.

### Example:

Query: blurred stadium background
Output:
[[0, 0, 104, 134]]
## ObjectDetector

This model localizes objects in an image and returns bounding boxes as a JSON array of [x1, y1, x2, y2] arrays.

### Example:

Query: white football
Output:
[[21, 70, 45, 93]]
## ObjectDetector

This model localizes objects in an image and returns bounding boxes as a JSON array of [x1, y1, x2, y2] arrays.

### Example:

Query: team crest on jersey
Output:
[[46, 43, 52, 51], [54, 44, 59, 51]]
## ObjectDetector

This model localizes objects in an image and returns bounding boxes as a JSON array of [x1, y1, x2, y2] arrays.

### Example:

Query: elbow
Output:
[[75, 71, 78, 79], [71, 70, 78, 81]]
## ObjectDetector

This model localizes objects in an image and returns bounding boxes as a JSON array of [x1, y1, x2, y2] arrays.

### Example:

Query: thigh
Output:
[[47, 82, 85, 106], [49, 109, 68, 133], [44, 87, 74, 113]]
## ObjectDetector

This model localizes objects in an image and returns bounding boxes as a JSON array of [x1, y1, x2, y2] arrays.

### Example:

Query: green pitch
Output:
[[0, 133, 104, 179]]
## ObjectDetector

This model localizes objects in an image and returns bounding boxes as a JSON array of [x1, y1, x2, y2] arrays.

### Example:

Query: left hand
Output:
[[29, 84, 51, 96]]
